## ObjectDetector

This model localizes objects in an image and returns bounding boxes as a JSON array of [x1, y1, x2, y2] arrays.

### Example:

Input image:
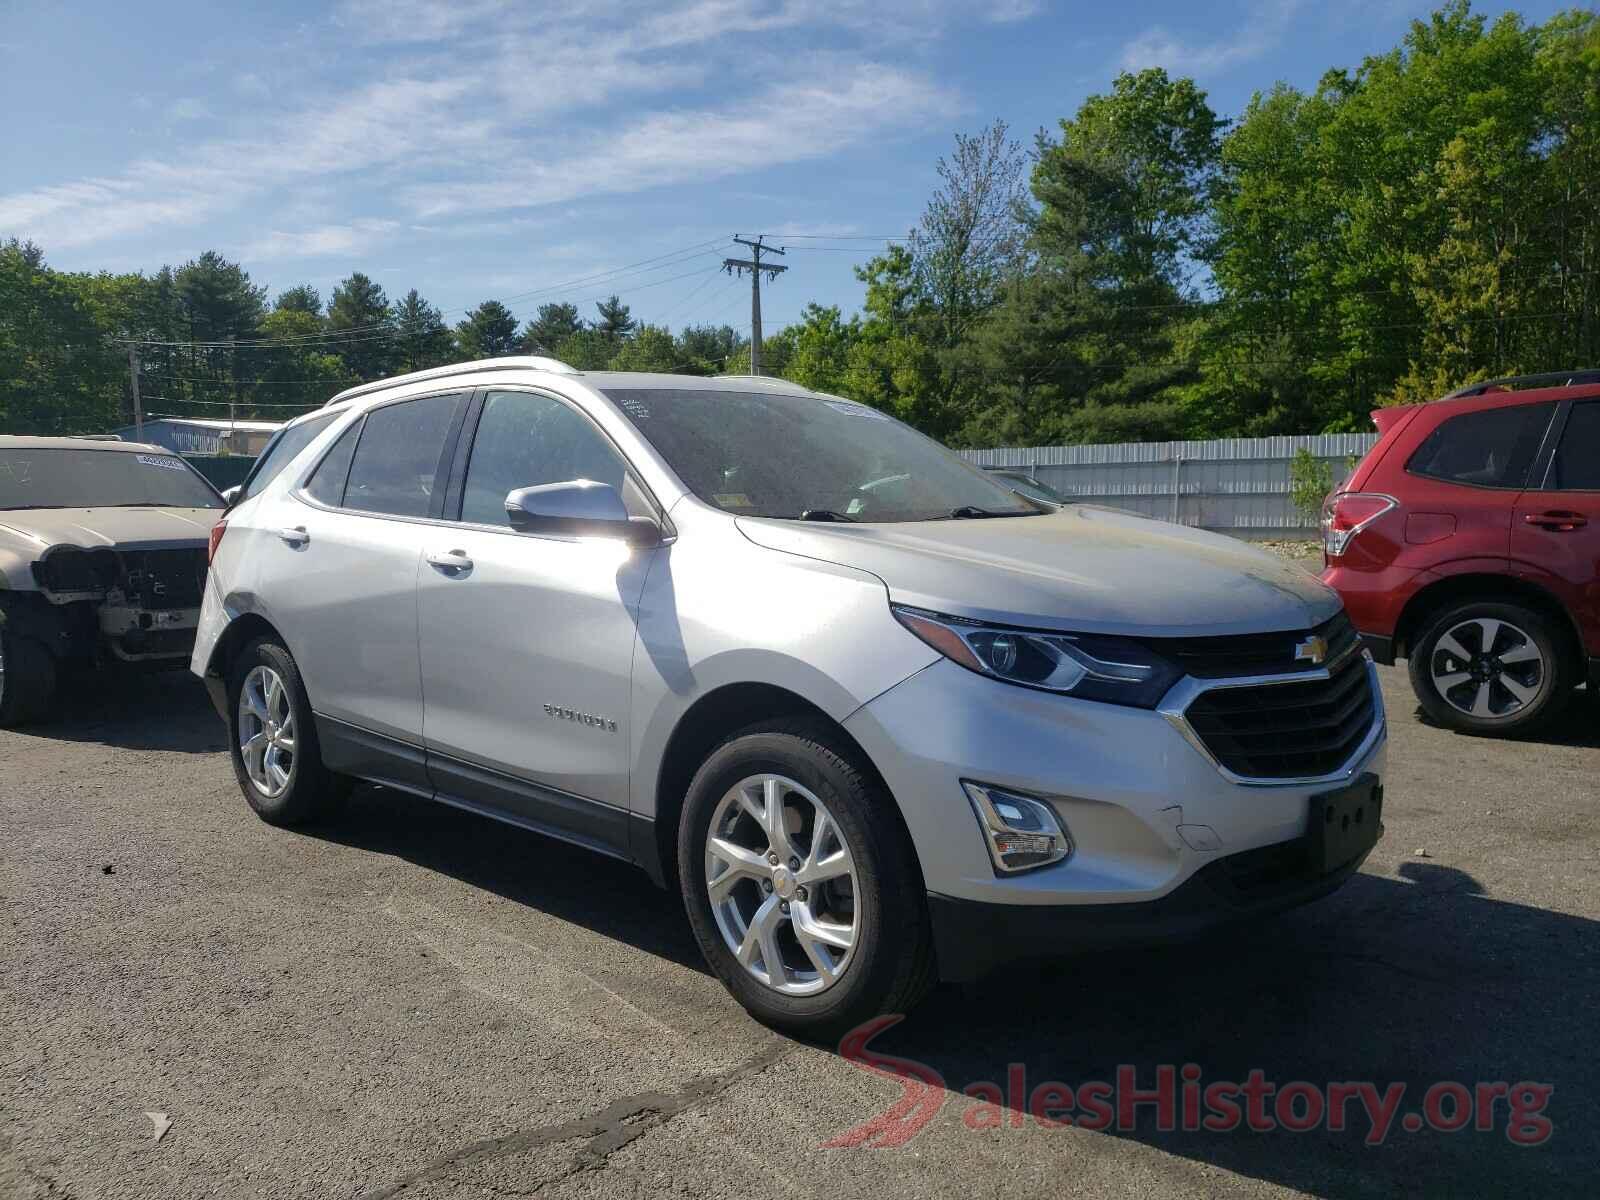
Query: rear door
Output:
[[416, 387, 661, 852], [1512, 398, 1600, 657], [273, 391, 467, 771]]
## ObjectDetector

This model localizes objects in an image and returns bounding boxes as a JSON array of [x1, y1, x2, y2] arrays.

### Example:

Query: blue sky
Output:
[[0, 0, 1582, 336]]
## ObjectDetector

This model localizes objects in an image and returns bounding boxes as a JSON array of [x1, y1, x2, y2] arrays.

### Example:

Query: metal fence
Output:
[[960, 433, 1380, 538]]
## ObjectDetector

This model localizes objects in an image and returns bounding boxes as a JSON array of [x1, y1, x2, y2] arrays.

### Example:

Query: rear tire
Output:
[[1408, 600, 1573, 736], [678, 719, 934, 1038], [0, 623, 58, 727], [226, 637, 342, 825]]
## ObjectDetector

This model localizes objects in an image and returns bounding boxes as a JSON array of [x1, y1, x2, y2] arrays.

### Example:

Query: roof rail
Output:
[[324, 356, 578, 408], [1444, 368, 1600, 399]]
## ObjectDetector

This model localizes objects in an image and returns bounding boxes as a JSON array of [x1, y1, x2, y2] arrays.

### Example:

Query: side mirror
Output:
[[220, 485, 242, 508], [505, 480, 661, 546]]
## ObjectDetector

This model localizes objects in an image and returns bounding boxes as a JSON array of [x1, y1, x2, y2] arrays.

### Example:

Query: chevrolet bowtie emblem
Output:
[[1294, 635, 1329, 666]]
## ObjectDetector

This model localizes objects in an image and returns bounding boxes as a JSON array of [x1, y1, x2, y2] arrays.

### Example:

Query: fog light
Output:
[[962, 781, 1072, 874]]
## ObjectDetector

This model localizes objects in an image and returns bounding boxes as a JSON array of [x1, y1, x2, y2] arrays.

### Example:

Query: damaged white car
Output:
[[0, 436, 223, 725]]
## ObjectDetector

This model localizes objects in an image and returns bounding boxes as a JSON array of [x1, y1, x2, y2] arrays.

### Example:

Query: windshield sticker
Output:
[[713, 493, 754, 509], [136, 455, 187, 471], [0, 460, 32, 486], [824, 400, 890, 420]]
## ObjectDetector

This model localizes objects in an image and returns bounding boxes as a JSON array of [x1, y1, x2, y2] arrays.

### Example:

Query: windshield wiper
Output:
[[798, 509, 857, 522], [0, 504, 67, 510], [948, 505, 1034, 519]]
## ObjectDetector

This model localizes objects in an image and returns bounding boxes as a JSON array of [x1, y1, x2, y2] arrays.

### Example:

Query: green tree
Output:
[[456, 300, 521, 359], [594, 295, 635, 340], [608, 324, 681, 372], [274, 285, 322, 316], [327, 272, 396, 381], [676, 323, 743, 374], [0, 241, 124, 434], [522, 302, 583, 353], [394, 289, 455, 371]]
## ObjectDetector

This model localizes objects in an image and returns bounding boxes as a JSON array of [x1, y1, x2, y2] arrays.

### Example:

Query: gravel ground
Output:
[[2, 662, 1596, 1200]]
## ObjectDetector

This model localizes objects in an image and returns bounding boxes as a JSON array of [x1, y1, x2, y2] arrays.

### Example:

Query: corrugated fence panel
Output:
[[960, 433, 1380, 537]]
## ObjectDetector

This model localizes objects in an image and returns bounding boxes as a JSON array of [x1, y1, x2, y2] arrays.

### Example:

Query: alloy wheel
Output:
[[704, 773, 859, 996], [238, 665, 297, 798], [1429, 617, 1545, 721]]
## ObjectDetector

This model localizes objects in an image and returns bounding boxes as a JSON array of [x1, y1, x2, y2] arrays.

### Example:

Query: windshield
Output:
[[604, 388, 1039, 522], [0, 448, 223, 510]]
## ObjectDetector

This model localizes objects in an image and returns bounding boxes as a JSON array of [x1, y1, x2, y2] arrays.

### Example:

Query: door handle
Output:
[[278, 526, 310, 546], [1523, 511, 1588, 532], [426, 549, 474, 575]]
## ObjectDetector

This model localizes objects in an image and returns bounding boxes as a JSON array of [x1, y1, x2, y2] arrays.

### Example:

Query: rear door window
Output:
[[1407, 403, 1556, 489], [1545, 401, 1600, 491], [342, 394, 464, 518]]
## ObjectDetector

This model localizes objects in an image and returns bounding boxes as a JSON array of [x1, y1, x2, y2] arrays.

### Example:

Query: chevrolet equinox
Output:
[[194, 358, 1388, 1033]]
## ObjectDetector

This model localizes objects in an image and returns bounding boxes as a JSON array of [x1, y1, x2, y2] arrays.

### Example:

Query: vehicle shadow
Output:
[[34, 666, 227, 754], [306, 785, 1594, 1195], [312, 784, 708, 974], [1410, 686, 1600, 748], [860, 862, 1595, 1197]]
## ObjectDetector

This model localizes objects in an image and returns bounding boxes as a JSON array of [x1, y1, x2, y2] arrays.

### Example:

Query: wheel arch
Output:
[[205, 610, 288, 684], [1395, 572, 1584, 666], [645, 681, 920, 892]]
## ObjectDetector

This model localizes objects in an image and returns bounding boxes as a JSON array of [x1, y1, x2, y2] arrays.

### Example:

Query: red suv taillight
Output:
[[1322, 493, 1396, 557], [208, 519, 228, 565]]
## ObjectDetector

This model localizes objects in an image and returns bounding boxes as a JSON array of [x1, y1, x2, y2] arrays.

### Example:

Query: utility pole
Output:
[[127, 343, 143, 439], [723, 235, 786, 375]]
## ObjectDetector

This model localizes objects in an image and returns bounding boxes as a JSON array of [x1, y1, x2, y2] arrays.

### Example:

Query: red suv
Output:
[[1322, 370, 1600, 736]]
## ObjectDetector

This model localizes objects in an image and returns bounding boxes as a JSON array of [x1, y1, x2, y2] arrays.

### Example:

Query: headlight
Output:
[[892, 604, 1181, 708]]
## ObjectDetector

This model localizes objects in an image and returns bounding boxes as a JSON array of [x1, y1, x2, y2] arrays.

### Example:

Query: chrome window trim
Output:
[[1156, 645, 1386, 789]]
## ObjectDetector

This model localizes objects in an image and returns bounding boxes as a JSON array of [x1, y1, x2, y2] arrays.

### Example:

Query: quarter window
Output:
[[342, 393, 463, 518], [303, 419, 362, 507], [460, 390, 644, 528], [239, 413, 336, 502], [1546, 402, 1600, 490], [1407, 403, 1556, 489]]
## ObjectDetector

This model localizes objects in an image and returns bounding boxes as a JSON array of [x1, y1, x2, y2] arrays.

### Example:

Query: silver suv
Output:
[[194, 358, 1387, 1033]]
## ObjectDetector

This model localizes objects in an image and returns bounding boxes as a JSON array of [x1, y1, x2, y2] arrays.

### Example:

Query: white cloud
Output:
[[167, 97, 211, 121], [239, 219, 403, 260], [1119, 0, 1303, 76], [1, 1, 977, 257]]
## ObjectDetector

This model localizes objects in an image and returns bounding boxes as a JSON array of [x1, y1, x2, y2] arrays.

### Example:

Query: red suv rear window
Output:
[[1406, 402, 1557, 489]]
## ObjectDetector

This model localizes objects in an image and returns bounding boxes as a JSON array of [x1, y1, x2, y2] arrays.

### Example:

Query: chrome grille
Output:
[[1180, 651, 1377, 781]]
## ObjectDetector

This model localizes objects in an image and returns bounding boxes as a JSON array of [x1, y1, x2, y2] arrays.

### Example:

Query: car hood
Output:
[[736, 505, 1340, 636], [0, 506, 219, 553]]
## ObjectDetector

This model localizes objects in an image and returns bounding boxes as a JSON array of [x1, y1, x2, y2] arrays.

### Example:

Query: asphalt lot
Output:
[[2, 665, 1596, 1199]]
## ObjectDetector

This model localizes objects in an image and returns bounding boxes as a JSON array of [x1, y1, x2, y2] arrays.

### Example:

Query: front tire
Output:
[[1408, 600, 1573, 736], [678, 720, 934, 1037], [227, 638, 342, 825], [0, 622, 58, 727]]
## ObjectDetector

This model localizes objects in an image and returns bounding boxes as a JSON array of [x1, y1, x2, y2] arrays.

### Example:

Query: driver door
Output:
[[416, 388, 661, 853]]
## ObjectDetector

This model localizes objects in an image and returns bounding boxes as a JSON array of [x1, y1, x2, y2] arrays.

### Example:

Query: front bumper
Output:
[[842, 656, 1387, 976], [929, 836, 1374, 981]]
